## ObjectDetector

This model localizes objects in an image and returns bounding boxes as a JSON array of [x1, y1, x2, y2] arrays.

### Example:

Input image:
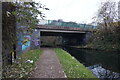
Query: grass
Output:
[[2, 49, 43, 78], [54, 48, 97, 78]]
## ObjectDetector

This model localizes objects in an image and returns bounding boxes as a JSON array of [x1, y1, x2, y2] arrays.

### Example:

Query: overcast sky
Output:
[[34, 0, 119, 24]]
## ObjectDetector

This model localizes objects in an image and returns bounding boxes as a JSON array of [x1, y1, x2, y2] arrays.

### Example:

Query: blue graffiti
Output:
[[22, 41, 30, 51]]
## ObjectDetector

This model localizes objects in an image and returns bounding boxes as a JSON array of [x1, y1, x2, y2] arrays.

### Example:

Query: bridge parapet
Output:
[[39, 20, 97, 30], [36, 25, 94, 32]]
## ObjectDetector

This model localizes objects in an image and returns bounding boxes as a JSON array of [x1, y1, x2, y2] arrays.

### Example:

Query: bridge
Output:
[[36, 25, 92, 36], [34, 20, 95, 46]]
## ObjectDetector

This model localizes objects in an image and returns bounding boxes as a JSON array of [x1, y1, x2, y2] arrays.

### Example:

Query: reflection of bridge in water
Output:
[[35, 20, 96, 46]]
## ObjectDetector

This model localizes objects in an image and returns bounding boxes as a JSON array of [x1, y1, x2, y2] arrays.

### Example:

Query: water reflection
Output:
[[63, 47, 120, 79]]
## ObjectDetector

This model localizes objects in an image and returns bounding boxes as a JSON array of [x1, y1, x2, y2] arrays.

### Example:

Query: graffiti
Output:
[[22, 35, 31, 51], [16, 28, 40, 52], [32, 39, 39, 46], [23, 37, 28, 45], [31, 30, 40, 47]]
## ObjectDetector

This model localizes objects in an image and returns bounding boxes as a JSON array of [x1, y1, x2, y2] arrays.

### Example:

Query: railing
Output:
[[39, 20, 97, 29]]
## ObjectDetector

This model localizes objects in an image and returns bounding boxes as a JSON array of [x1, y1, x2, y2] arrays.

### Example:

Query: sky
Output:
[[34, 0, 119, 24]]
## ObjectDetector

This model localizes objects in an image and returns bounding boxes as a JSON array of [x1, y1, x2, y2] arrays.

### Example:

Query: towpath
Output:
[[31, 48, 66, 78]]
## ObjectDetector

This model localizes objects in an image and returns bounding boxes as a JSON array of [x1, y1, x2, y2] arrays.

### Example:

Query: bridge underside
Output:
[[41, 31, 85, 36], [40, 30, 86, 46]]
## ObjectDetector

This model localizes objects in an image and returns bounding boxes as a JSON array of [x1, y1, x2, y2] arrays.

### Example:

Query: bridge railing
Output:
[[39, 20, 97, 30]]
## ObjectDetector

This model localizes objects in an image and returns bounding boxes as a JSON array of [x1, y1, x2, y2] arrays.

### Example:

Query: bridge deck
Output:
[[36, 25, 93, 32], [40, 29, 86, 33]]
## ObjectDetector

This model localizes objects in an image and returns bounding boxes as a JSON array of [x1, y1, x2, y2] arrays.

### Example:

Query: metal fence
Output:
[[39, 20, 97, 29]]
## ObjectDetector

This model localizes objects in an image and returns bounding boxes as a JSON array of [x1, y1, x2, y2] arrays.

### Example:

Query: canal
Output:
[[63, 47, 120, 78]]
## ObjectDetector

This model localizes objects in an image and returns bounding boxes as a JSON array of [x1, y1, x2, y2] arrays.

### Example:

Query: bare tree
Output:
[[89, 1, 120, 49], [96, 1, 118, 31]]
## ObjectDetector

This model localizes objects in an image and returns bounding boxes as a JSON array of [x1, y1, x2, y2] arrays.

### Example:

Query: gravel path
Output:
[[31, 48, 66, 78]]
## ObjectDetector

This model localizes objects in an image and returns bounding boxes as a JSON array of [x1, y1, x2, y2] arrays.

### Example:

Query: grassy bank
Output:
[[3, 49, 43, 78], [54, 48, 96, 78]]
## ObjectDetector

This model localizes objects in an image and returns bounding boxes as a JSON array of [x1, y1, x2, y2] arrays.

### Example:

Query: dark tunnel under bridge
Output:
[[39, 29, 88, 46]]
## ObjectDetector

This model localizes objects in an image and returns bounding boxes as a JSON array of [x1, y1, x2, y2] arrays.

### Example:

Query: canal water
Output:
[[63, 47, 120, 79]]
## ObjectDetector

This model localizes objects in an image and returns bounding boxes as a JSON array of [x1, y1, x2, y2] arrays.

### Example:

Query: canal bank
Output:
[[3, 47, 119, 79], [63, 47, 120, 78], [54, 48, 96, 78], [72, 44, 120, 52]]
